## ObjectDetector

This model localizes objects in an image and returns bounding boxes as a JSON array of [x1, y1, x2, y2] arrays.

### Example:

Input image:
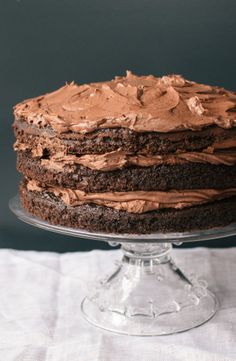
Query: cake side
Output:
[[16, 151, 236, 192], [13, 118, 236, 156], [20, 182, 236, 233], [13, 72, 236, 234]]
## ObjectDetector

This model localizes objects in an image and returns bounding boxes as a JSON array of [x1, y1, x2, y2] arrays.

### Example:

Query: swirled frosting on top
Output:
[[14, 71, 236, 134]]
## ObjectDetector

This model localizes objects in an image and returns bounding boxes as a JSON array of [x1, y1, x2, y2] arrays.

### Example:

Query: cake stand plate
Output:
[[9, 195, 236, 336]]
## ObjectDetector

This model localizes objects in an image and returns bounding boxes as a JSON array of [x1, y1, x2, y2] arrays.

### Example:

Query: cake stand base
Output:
[[10, 196, 236, 336], [81, 243, 217, 336]]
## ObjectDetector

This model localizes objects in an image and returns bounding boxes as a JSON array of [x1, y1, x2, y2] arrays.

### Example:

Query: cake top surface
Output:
[[14, 71, 236, 134]]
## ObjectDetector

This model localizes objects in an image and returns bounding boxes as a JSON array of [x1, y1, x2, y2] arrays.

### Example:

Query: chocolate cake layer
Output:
[[13, 119, 236, 156], [17, 151, 236, 192], [20, 182, 236, 234], [25, 178, 236, 213]]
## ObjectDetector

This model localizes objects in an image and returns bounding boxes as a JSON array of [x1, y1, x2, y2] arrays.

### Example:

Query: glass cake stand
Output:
[[9, 195, 236, 336]]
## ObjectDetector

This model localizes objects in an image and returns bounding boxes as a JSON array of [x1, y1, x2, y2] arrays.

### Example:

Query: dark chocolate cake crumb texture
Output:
[[13, 72, 236, 233]]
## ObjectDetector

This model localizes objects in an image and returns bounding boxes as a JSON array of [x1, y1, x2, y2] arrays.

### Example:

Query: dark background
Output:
[[1, 0, 236, 251]]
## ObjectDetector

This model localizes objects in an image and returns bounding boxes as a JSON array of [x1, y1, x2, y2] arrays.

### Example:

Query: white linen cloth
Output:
[[0, 247, 235, 361]]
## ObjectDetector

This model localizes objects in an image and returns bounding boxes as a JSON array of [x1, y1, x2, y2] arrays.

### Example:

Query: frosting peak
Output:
[[14, 71, 236, 134]]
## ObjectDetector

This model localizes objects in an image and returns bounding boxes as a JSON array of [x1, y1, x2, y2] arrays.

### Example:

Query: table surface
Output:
[[0, 247, 235, 361]]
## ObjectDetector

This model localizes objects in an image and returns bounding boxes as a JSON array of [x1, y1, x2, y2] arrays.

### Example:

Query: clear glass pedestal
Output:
[[9, 196, 236, 336]]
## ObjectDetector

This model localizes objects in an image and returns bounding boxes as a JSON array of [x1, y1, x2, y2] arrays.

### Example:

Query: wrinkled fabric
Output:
[[0, 248, 235, 361]]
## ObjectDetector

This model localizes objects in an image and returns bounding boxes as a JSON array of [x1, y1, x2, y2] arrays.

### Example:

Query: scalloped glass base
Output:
[[81, 243, 217, 336], [82, 293, 217, 336]]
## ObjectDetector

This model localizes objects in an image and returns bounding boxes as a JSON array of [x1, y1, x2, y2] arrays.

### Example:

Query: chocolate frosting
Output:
[[14, 141, 236, 170], [27, 180, 236, 213], [14, 71, 236, 134], [40, 149, 236, 171], [210, 138, 236, 149]]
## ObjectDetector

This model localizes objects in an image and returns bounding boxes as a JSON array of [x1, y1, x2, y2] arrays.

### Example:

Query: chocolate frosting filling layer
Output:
[[14, 71, 236, 134], [14, 140, 236, 171], [26, 180, 236, 213], [40, 149, 236, 171]]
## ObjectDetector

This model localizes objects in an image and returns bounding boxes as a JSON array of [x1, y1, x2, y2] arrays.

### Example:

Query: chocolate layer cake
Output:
[[13, 71, 236, 233]]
